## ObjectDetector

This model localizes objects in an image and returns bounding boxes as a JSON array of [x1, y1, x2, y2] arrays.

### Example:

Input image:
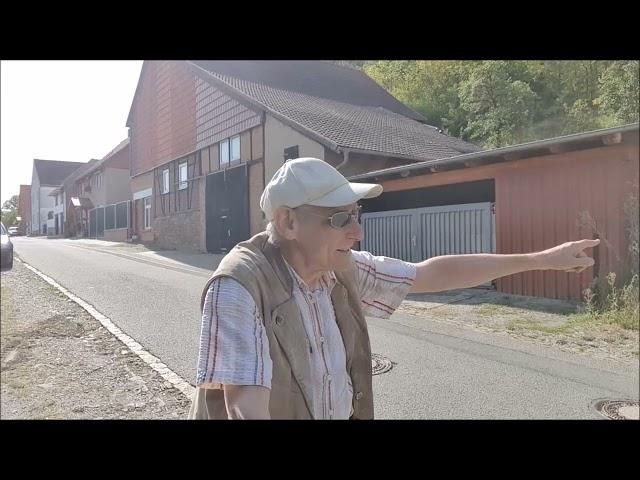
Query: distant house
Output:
[[126, 60, 479, 252], [349, 123, 640, 300], [53, 159, 99, 238], [65, 139, 131, 241], [30, 159, 85, 236], [17, 184, 31, 235]]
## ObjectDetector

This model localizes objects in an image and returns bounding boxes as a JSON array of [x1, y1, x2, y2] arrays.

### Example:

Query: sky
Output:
[[1, 61, 144, 206]]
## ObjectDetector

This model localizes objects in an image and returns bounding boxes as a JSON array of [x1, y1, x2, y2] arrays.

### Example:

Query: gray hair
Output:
[[266, 220, 285, 247]]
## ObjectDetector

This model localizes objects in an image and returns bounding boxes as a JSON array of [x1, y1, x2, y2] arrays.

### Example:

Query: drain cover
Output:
[[371, 354, 393, 375], [593, 399, 639, 420]]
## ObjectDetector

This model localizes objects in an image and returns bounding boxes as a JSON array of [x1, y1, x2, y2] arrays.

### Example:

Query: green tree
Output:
[[1, 211, 17, 227], [2, 195, 19, 211], [364, 60, 636, 149], [458, 61, 538, 147], [596, 60, 640, 125], [366, 60, 476, 137], [1, 195, 19, 227]]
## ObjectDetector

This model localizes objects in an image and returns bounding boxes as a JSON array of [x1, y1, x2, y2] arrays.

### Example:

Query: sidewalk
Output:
[[1, 260, 192, 419]]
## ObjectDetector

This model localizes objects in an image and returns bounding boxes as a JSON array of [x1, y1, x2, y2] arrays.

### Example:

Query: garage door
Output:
[[361, 202, 495, 262]]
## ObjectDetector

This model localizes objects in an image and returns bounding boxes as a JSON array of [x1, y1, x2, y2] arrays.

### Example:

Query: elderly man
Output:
[[190, 157, 598, 420]]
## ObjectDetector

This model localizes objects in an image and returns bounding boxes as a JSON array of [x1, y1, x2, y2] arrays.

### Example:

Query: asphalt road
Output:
[[11, 237, 639, 419]]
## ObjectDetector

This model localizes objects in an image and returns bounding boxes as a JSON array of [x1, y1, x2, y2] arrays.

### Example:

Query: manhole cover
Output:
[[371, 354, 393, 375], [592, 399, 639, 420]]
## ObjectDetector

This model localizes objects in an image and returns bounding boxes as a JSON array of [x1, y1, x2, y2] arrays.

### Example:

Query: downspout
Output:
[[334, 148, 350, 172]]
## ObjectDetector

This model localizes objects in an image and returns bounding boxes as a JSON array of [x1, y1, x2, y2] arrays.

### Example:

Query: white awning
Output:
[[133, 188, 152, 200]]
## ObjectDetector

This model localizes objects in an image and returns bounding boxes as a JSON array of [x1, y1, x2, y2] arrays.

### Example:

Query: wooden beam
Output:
[[602, 132, 622, 145], [463, 158, 486, 167], [503, 152, 523, 161], [548, 144, 571, 154]]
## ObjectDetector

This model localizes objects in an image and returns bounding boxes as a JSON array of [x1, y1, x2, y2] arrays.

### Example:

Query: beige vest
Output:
[[189, 232, 374, 420]]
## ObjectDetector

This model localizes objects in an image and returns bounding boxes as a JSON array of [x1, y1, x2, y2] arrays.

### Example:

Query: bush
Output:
[[579, 186, 639, 331]]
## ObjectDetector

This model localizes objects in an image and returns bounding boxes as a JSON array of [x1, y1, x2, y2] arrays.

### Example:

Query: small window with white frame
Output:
[[162, 169, 170, 194], [230, 135, 240, 162], [219, 135, 241, 166], [144, 196, 151, 229], [220, 139, 230, 166], [179, 162, 188, 190]]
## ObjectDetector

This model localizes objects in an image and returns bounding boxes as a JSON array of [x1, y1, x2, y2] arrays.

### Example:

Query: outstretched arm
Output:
[[410, 239, 599, 294]]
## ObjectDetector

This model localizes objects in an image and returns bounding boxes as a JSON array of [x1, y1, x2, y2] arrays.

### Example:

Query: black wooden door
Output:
[[206, 164, 250, 254]]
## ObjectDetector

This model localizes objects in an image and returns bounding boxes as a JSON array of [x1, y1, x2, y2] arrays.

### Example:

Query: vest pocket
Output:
[[270, 378, 312, 419]]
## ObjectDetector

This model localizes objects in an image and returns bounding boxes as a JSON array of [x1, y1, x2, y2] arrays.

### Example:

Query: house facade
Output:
[[126, 60, 479, 253], [30, 160, 84, 236]]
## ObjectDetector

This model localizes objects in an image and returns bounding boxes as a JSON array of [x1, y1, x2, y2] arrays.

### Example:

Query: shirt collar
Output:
[[282, 257, 337, 294]]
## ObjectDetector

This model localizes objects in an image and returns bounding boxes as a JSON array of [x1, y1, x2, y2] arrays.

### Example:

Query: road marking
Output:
[[63, 243, 211, 277], [16, 257, 196, 400]]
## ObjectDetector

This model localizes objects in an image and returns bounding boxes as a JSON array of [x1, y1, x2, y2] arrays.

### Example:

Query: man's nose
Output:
[[347, 219, 364, 242]]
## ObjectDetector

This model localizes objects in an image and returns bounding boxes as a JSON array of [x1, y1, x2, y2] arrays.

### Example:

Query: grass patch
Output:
[[582, 273, 639, 331], [476, 303, 522, 317]]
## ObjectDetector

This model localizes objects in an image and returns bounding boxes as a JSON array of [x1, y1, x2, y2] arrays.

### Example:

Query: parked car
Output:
[[8, 226, 18, 236], [1, 222, 14, 271]]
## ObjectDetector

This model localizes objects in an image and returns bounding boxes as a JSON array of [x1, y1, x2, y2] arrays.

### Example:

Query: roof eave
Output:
[[348, 123, 640, 182]]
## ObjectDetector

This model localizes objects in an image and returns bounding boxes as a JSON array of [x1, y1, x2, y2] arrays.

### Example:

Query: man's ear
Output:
[[273, 207, 297, 241]]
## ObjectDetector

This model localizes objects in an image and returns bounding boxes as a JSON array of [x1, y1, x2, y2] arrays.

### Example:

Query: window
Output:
[[143, 197, 151, 229], [96, 172, 102, 190], [162, 169, 169, 194], [284, 145, 299, 162], [55, 195, 58, 206], [220, 139, 230, 166], [230, 135, 240, 162], [220, 135, 240, 167], [179, 162, 188, 190]]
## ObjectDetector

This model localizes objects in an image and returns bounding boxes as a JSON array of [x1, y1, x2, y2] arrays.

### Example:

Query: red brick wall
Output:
[[129, 61, 196, 177], [18, 184, 31, 233]]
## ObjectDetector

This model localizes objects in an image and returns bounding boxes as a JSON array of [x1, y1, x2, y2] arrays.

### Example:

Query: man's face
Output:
[[292, 203, 364, 273]]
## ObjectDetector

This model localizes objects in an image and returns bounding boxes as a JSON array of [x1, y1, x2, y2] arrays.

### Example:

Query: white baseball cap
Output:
[[260, 157, 383, 221]]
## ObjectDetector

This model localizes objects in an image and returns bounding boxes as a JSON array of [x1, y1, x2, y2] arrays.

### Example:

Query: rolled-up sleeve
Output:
[[195, 277, 272, 389], [352, 250, 416, 319]]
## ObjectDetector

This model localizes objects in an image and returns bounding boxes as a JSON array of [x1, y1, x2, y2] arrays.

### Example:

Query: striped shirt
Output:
[[195, 250, 416, 419]]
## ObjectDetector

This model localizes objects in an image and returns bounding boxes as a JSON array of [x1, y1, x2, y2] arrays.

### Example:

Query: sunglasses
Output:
[[298, 205, 362, 229]]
